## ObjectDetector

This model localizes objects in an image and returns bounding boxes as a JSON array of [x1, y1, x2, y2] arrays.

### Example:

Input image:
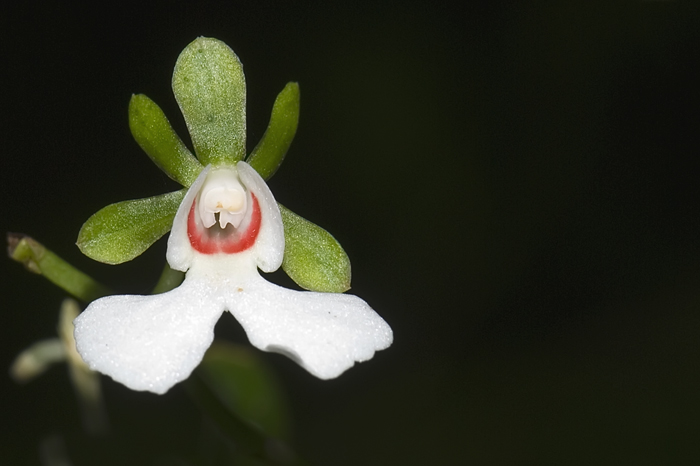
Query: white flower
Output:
[[74, 162, 393, 394]]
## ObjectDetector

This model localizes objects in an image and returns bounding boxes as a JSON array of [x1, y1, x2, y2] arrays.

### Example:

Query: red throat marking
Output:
[[187, 192, 261, 254]]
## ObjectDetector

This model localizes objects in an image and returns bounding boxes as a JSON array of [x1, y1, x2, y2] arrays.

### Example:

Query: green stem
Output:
[[7, 233, 111, 302], [184, 373, 303, 466], [151, 263, 185, 294]]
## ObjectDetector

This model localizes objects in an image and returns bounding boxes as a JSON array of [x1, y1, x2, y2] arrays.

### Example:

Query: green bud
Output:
[[8, 234, 111, 302]]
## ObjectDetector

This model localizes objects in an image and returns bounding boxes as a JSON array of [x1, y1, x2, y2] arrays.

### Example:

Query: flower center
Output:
[[198, 169, 247, 229], [187, 167, 261, 254]]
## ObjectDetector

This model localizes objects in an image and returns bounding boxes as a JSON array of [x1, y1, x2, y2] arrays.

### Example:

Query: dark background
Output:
[[2, 2, 700, 464]]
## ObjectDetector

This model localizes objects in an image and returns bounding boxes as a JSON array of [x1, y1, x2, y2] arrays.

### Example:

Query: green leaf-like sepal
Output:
[[247, 82, 300, 180], [129, 94, 203, 187], [279, 204, 351, 292], [77, 190, 186, 264], [172, 37, 246, 166]]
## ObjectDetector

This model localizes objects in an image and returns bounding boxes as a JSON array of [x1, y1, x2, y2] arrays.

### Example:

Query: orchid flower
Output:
[[72, 38, 392, 394]]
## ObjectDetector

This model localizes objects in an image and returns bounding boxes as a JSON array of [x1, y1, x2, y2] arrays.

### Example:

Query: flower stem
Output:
[[7, 233, 111, 302], [185, 372, 304, 465], [151, 263, 185, 294]]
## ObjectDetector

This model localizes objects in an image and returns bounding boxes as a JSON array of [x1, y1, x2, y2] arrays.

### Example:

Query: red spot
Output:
[[188, 193, 261, 254]]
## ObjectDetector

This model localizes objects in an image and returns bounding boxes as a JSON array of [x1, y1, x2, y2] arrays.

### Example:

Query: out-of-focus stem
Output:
[[7, 233, 111, 302], [151, 262, 185, 294], [185, 373, 303, 465]]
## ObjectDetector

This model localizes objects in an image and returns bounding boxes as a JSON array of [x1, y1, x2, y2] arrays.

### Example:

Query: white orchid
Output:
[[72, 38, 392, 394], [74, 163, 391, 394]]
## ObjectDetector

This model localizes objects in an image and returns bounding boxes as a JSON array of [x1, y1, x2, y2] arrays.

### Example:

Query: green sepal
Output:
[[128, 94, 203, 187], [279, 204, 351, 292], [247, 82, 300, 180], [197, 341, 290, 440], [77, 189, 185, 265], [172, 37, 246, 166]]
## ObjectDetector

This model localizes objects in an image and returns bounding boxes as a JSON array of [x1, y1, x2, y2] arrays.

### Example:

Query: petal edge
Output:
[[227, 274, 392, 379], [74, 274, 224, 394]]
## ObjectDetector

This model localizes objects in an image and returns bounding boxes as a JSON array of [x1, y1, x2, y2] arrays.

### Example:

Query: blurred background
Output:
[[2, 1, 700, 464]]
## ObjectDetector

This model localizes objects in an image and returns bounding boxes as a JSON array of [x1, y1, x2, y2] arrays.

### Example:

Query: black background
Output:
[[2, 2, 700, 464]]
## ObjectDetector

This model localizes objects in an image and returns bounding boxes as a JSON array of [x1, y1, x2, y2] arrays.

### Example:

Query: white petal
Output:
[[73, 275, 224, 394], [237, 162, 285, 273], [226, 274, 393, 379], [167, 165, 211, 272]]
